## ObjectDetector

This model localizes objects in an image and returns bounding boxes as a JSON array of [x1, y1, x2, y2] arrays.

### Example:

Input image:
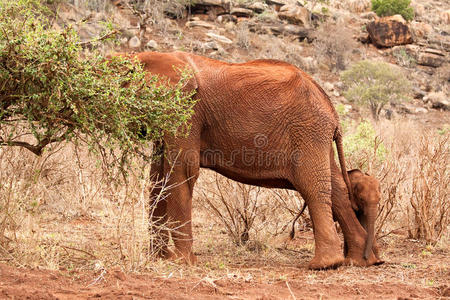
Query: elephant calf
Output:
[[290, 169, 382, 261]]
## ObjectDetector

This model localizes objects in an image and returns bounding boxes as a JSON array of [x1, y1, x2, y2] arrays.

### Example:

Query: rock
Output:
[[415, 107, 428, 114], [278, 4, 311, 28], [224, 21, 236, 31], [324, 82, 334, 91], [193, 40, 220, 52], [299, 56, 318, 71], [396, 103, 414, 114], [425, 92, 449, 111], [266, 0, 291, 7], [247, 2, 268, 14], [230, 7, 254, 18], [119, 37, 128, 46], [360, 11, 377, 20], [367, 15, 413, 47], [410, 22, 432, 39], [217, 15, 237, 23], [190, 1, 229, 16], [196, 0, 225, 5], [265, 24, 312, 40], [417, 52, 445, 68], [145, 39, 158, 50], [128, 36, 141, 49], [411, 2, 425, 18], [441, 10, 450, 25], [206, 32, 233, 44], [413, 88, 426, 100], [186, 20, 216, 29]]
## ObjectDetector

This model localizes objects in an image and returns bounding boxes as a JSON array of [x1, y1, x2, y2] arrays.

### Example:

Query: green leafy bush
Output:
[[371, 0, 414, 21], [341, 60, 411, 120], [343, 120, 387, 170], [0, 0, 196, 171]]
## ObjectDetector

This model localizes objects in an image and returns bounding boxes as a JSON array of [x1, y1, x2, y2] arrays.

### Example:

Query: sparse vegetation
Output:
[[342, 60, 412, 120], [1, 0, 449, 298], [0, 0, 196, 171], [371, 0, 414, 21], [313, 22, 356, 72], [393, 47, 416, 68]]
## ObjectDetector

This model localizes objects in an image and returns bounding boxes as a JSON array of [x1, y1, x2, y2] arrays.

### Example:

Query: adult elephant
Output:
[[137, 51, 381, 269]]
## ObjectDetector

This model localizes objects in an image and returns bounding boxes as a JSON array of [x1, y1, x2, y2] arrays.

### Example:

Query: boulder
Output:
[[230, 7, 253, 18], [266, 0, 292, 7], [265, 24, 312, 40], [410, 22, 432, 39], [278, 4, 311, 28], [128, 36, 141, 49], [247, 2, 268, 14], [425, 92, 449, 111], [367, 15, 413, 47], [360, 11, 377, 20], [441, 10, 450, 25], [145, 40, 158, 50], [206, 32, 233, 44], [190, 0, 229, 16], [217, 15, 237, 23], [417, 50, 445, 68], [324, 82, 334, 91], [186, 20, 216, 29]]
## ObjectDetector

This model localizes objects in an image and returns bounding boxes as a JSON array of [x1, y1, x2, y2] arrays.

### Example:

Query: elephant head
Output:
[[347, 169, 381, 260], [290, 169, 382, 260]]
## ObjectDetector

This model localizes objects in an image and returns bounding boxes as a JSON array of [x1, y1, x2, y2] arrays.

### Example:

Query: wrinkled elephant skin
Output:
[[132, 51, 381, 269]]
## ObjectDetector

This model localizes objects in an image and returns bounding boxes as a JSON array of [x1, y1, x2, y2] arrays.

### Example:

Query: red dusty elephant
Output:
[[291, 169, 383, 261], [132, 51, 382, 269]]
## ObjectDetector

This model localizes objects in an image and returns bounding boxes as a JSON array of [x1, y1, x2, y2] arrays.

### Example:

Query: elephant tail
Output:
[[289, 201, 308, 240], [334, 128, 354, 206]]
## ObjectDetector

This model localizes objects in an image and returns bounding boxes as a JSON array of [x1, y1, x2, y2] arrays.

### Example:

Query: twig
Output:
[[59, 245, 97, 259], [286, 281, 297, 300], [76, 30, 118, 46], [377, 226, 408, 240]]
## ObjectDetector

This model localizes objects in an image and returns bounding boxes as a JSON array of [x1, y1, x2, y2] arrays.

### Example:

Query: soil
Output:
[[1, 233, 448, 300]]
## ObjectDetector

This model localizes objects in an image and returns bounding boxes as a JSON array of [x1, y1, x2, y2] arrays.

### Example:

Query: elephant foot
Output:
[[308, 252, 345, 270], [166, 248, 197, 265], [344, 250, 384, 267]]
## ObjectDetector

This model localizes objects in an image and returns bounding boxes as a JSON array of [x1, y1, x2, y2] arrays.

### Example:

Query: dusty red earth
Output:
[[1, 234, 448, 300]]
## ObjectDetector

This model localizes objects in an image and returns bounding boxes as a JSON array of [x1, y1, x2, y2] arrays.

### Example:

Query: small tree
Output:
[[371, 0, 414, 21], [341, 60, 411, 121], [0, 0, 196, 172]]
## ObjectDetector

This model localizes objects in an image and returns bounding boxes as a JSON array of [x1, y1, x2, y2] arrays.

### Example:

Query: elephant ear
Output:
[[135, 52, 198, 93], [347, 169, 364, 211]]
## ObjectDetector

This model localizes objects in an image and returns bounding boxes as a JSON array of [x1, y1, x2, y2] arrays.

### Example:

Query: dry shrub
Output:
[[236, 22, 251, 50], [408, 134, 449, 244], [0, 142, 171, 272], [333, 0, 371, 13], [255, 35, 317, 73], [196, 171, 300, 247], [313, 22, 356, 72], [346, 119, 450, 247]]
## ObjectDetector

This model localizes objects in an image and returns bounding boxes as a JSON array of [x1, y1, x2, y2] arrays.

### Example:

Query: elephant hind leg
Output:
[[291, 159, 344, 269]]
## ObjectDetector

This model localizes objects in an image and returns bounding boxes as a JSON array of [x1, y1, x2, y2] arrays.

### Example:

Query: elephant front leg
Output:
[[165, 176, 197, 265], [149, 161, 171, 259]]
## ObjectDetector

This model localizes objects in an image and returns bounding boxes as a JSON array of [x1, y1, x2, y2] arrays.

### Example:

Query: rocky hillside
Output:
[[61, 0, 449, 125]]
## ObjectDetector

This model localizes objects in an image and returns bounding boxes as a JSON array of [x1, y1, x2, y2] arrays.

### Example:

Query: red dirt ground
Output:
[[1, 235, 448, 300]]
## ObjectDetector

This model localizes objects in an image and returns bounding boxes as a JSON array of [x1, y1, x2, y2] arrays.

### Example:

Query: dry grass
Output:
[[0, 141, 173, 273], [313, 21, 357, 72], [0, 118, 448, 279]]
